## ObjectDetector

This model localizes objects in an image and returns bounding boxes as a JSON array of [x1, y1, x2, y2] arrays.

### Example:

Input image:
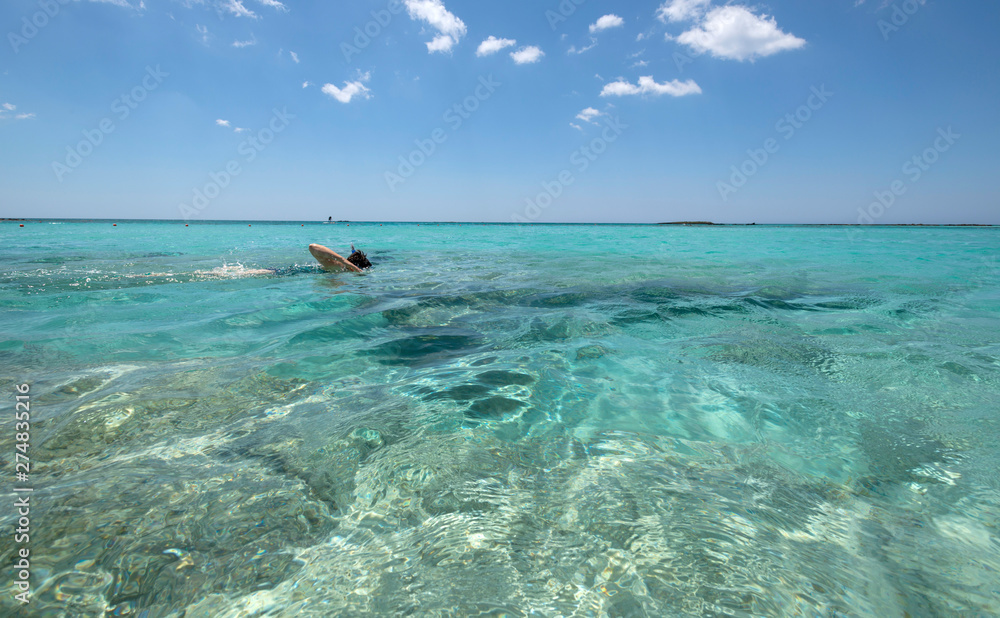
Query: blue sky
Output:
[[1, 0, 997, 223]]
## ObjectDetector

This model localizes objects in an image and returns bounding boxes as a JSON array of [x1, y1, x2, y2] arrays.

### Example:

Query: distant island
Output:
[[657, 221, 719, 225], [655, 222, 994, 227]]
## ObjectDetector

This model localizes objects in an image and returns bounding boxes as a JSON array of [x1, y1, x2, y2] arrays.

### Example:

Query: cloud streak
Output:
[[576, 107, 602, 123], [254, 0, 287, 11], [404, 0, 466, 54], [590, 14, 624, 33], [511, 45, 544, 65], [657, 0, 710, 23], [675, 6, 805, 61], [322, 73, 372, 103], [0, 102, 36, 120], [477, 36, 516, 57], [221, 0, 257, 19], [600, 76, 702, 97]]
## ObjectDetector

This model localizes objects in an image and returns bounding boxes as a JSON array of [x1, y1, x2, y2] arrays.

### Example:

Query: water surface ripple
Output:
[[1, 222, 998, 616]]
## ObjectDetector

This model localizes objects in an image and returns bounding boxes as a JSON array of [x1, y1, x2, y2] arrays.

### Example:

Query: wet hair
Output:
[[347, 250, 372, 270]]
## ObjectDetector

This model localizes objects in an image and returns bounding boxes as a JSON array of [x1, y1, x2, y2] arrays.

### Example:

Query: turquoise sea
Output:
[[2, 220, 999, 617]]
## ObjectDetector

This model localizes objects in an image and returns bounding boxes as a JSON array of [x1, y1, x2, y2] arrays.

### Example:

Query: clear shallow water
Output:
[[1, 221, 999, 616]]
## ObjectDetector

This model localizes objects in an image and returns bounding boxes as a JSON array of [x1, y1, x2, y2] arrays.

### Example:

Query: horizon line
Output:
[[2, 218, 998, 227]]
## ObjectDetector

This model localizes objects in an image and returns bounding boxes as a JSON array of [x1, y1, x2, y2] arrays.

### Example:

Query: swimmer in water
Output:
[[309, 243, 372, 272]]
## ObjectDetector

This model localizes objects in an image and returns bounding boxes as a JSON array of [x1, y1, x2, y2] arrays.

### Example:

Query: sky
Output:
[[0, 0, 998, 224]]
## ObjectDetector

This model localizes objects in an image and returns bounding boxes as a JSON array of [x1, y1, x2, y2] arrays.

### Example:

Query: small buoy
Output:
[[113, 224, 117, 226], [249, 224, 252, 227], [19, 224, 24, 227], [185, 224, 188, 227]]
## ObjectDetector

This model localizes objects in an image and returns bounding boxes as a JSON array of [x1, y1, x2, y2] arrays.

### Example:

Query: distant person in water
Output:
[[308, 243, 372, 272]]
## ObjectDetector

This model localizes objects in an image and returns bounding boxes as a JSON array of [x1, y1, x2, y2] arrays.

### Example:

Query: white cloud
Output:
[[576, 107, 602, 123], [234, 127, 249, 133], [511, 45, 544, 64], [322, 73, 372, 104], [632, 59, 649, 67], [657, 0, 710, 23], [675, 6, 805, 61], [600, 76, 702, 97], [89, 0, 140, 8], [221, 0, 257, 19], [195, 23, 209, 44], [232, 36, 257, 48], [570, 123, 583, 131], [568, 40, 597, 54], [302, 81, 312, 88], [404, 0, 466, 54], [0, 103, 35, 120], [590, 14, 624, 33], [426, 34, 457, 53], [254, 0, 287, 11], [289, 51, 299, 63], [477, 36, 516, 57], [216, 119, 231, 127]]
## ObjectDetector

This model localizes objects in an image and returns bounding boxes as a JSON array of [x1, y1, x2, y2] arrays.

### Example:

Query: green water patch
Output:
[[475, 370, 535, 387], [696, 333, 842, 379], [27, 255, 91, 264], [365, 327, 488, 368], [466, 396, 525, 419], [421, 384, 494, 402]]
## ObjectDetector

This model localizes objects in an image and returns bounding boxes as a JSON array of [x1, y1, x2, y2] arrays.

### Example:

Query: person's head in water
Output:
[[347, 246, 372, 269]]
